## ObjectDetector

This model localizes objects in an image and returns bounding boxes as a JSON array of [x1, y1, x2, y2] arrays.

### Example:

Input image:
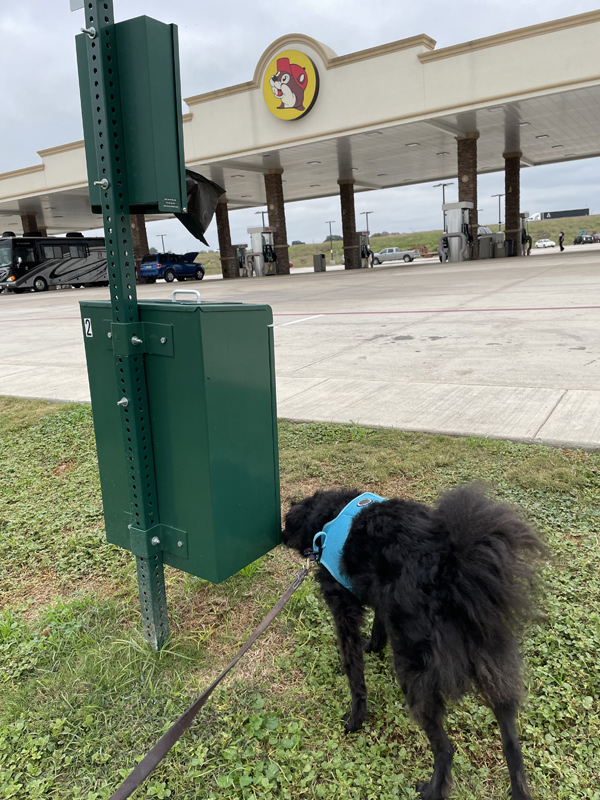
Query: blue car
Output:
[[140, 252, 205, 283]]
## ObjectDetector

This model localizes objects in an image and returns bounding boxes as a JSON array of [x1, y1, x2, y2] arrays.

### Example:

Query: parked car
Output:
[[372, 246, 418, 264], [593, 234, 600, 243], [534, 239, 556, 248], [573, 234, 594, 244], [140, 252, 205, 283], [291, 240, 304, 245]]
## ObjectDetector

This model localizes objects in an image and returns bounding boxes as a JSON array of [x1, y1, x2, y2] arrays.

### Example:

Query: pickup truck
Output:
[[372, 246, 418, 264]]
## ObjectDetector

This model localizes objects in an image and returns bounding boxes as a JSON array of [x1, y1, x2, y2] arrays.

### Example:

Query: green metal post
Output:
[[80, 0, 169, 649]]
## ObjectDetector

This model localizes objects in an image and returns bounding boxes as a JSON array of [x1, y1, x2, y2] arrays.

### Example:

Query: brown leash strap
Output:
[[109, 567, 309, 800]]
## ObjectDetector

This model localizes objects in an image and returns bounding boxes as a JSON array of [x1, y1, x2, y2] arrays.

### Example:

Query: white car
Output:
[[373, 246, 418, 264], [535, 238, 556, 248]]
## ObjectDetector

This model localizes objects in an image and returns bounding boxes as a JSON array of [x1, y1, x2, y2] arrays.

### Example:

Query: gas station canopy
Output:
[[1, 10, 600, 233]]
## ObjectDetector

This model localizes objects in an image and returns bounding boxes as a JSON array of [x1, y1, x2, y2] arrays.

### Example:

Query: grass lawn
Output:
[[0, 398, 598, 799]]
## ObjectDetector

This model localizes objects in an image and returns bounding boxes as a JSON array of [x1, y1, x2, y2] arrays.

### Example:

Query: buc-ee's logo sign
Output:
[[263, 49, 319, 120]]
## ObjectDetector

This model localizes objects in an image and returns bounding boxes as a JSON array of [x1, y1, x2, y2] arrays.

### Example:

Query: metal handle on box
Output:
[[172, 289, 201, 304]]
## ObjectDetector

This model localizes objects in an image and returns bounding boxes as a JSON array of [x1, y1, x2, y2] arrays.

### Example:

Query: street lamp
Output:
[[157, 234, 167, 252], [360, 211, 374, 235], [491, 194, 505, 232], [433, 182, 454, 232], [255, 209, 268, 227], [325, 220, 336, 264]]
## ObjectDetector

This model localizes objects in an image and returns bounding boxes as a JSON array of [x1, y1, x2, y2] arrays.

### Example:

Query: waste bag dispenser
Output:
[[80, 295, 281, 584]]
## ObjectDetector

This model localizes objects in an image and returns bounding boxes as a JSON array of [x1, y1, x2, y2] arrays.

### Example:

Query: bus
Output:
[[0, 232, 108, 293]]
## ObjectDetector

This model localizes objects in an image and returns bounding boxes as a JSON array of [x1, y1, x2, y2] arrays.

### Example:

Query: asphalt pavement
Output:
[[2, 244, 600, 449]]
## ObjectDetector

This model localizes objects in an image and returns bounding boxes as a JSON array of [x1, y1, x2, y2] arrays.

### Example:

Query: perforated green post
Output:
[[78, 0, 169, 649]]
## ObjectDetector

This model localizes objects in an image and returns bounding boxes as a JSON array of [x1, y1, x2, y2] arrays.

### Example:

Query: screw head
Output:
[[177, 540, 183, 548], [107, 332, 113, 339], [151, 536, 160, 546], [160, 337, 167, 344]]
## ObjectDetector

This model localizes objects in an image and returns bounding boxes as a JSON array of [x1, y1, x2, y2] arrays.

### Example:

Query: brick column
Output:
[[504, 152, 521, 257], [456, 132, 479, 260], [216, 197, 239, 279], [264, 169, 290, 275], [21, 213, 38, 234], [338, 180, 360, 269], [130, 214, 149, 281]]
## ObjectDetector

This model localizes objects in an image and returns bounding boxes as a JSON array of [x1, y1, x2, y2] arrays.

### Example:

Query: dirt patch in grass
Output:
[[1, 567, 122, 621], [51, 460, 76, 476]]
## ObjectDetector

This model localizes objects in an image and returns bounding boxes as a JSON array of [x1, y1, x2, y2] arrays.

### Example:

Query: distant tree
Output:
[[324, 234, 343, 242], [149, 246, 158, 254], [372, 231, 390, 237]]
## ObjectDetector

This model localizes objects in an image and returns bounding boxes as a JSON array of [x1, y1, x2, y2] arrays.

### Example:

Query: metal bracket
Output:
[[128, 522, 188, 559], [104, 321, 174, 356]]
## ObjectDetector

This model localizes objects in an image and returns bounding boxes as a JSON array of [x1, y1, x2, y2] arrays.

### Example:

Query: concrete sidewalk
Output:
[[1, 245, 600, 448]]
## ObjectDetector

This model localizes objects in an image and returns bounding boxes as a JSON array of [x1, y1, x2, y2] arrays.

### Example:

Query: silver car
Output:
[[373, 246, 417, 264]]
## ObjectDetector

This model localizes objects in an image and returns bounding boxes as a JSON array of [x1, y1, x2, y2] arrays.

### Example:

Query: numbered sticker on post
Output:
[[83, 318, 93, 338]]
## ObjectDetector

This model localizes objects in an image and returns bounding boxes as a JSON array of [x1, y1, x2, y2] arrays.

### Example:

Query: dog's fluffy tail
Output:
[[433, 483, 546, 639]]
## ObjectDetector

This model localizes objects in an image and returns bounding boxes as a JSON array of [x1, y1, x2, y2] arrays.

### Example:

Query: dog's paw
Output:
[[416, 781, 440, 800], [343, 713, 365, 734]]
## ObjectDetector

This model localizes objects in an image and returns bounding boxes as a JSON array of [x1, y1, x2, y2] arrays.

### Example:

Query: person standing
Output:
[[559, 231, 565, 251]]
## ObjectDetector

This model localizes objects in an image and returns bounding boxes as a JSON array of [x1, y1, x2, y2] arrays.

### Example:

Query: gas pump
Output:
[[441, 202, 474, 262], [519, 213, 532, 256], [358, 231, 373, 268], [246, 227, 277, 277], [233, 244, 248, 276]]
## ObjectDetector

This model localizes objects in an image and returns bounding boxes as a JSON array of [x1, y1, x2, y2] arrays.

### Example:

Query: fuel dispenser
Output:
[[520, 212, 532, 256], [440, 202, 473, 262], [359, 231, 373, 268], [233, 243, 248, 276], [246, 227, 277, 277]]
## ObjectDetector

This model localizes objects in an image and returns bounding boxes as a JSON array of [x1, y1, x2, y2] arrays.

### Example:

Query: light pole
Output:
[[325, 220, 336, 264], [360, 211, 374, 236], [491, 194, 505, 232], [255, 209, 268, 228], [157, 234, 167, 252], [433, 182, 454, 232]]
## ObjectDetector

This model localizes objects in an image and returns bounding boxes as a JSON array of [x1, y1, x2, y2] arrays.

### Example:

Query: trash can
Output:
[[478, 234, 494, 259], [313, 254, 326, 272], [505, 239, 515, 257]]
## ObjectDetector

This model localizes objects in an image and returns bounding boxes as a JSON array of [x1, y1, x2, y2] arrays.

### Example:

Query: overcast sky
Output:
[[1, 0, 599, 251]]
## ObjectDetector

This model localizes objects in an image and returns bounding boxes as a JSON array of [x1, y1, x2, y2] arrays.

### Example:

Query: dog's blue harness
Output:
[[312, 492, 386, 595]]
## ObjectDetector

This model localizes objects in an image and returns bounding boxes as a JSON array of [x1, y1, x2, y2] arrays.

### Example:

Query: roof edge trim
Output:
[[37, 140, 85, 159], [419, 9, 600, 63], [184, 33, 436, 107]]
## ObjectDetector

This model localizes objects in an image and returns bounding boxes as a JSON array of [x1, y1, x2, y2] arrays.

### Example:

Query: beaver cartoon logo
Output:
[[262, 49, 319, 120], [270, 57, 308, 111]]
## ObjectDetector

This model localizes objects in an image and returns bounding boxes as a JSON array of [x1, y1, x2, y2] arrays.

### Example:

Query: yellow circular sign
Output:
[[263, 50, 319, 120]]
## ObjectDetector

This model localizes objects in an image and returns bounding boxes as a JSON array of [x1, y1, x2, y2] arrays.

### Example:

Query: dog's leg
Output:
[[493, 702, 532, 800], [363, 611, 387, 653], [411, 696, 454, 800], [321, 585, 367, 732]]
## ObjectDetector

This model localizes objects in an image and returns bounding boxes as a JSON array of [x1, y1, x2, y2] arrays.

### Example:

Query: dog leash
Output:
[[108, 565, 309, 800]]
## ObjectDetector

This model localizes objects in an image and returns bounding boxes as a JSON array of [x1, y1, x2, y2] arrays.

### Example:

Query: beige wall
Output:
[[1, 11, 600, 203]]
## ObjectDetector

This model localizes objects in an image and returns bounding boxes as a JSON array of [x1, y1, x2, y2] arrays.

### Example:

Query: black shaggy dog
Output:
[[282, 484, 545, 800]]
